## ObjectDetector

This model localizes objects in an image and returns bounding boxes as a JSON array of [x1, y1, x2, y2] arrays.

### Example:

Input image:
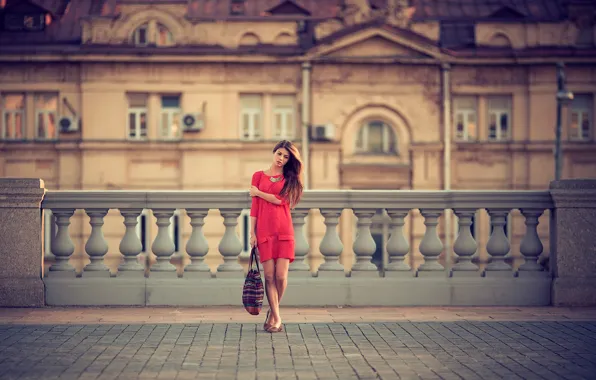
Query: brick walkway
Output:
[[1, 307, 596, 379]]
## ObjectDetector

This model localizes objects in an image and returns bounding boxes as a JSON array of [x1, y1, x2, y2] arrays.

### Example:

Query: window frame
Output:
[[34, 93, 59, 140], [272, 103, 295, 139], [239, 95, 263, 141], [160, 95, 182, 140], [1, 93, 26, 140], [128, 106, 148, 141], [569, 94, 592, 141], [453, 96, 478, 142], [133, 24, 149, 46], [355, 120, 397, 154], [487, 95, 512, 142]]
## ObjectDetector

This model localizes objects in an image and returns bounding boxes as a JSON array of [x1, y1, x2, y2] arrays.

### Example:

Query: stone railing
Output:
[[0, 178, 595, 307]]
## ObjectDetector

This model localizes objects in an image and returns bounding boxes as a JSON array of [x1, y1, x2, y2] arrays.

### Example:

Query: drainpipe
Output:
[[442, 63, 452, 274], [301, 61, 312, 190]]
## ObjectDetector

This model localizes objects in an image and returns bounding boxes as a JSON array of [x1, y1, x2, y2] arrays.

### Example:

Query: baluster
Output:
[[518, 208, 545, 273], [351, 209, 378, 277], [289, 209, 310, 274], [417, 209, 445, 275], [150, 209, 176, 273], [318, 209, 345, 276], [83, 209, 110, 276], [49, 209, 76, 275], [117, 209, 144, 274], [451, 209, 479, 275], [385, 209, 411, 276], [217, 209, 243, 276], [184, 210, 211, 277], [485, 209, 512, 275]]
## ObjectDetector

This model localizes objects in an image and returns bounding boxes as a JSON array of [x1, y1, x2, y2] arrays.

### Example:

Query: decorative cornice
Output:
[[0, 179, 45, 208], [550, 179, 596, 208]]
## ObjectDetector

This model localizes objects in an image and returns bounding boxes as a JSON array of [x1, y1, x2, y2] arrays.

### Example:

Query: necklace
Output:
[[269, 175, 283, 183]]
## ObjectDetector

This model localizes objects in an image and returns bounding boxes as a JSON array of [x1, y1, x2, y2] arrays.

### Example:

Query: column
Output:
[[550, 179, 596, 306], [216, 209, 243, 277], [184, 209, 211, 278], [416, 209, 444, 276], [289, 208, 310, 275], [351, 209, 379, 277], [317, 209, 345, 276], [385, 209, 411, 276], [451, 209, 479, 275], [0, 179, 45, 306], [82, 208, 110, 277]]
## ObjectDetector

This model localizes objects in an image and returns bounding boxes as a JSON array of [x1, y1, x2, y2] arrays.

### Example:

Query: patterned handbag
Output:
[[242, 247, 264, 315]]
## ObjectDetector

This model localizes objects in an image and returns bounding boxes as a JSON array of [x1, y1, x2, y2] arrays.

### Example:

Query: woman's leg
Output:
[[262, 259, 278, 326], [271, 258, 290, 328]]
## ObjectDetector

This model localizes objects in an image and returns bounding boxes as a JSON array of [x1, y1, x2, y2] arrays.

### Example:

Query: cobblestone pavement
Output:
[[1, 320, 596, 380]]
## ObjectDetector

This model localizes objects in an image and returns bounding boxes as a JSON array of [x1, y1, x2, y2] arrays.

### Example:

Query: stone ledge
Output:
[[0, 278, 45, 307], [552, 277, 596, 306], [43, 277, 552, 307]]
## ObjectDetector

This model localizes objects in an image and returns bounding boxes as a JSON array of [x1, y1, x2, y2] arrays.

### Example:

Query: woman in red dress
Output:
[[249, 140, 304, 333]]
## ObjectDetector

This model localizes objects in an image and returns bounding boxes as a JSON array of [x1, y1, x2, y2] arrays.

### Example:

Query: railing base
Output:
[[43, 277, 552, 306]]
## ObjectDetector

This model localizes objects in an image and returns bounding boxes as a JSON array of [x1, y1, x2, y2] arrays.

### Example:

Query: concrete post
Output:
[[550, 179, 596, 306], [0, 178, 45, 306]]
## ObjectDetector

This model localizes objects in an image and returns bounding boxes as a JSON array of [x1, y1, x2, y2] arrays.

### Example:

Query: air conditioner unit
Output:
[[310, 123, 335, 141], [59, 116, 79, 133], [182, 113, 204, 132]]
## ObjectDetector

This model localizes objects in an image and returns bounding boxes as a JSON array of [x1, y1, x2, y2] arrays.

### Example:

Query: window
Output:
[[156, 23, 174, 46], [439, 22, 475, 48], [240, 95, 262, 140], [453, 96, 477, 141], [132, 22, 174, 47], [1, 93, 25, 140], [160, 95, 182, 139], [487, 96, 512, 141], [272, 95, 296, 139], [133, 23, 148, 46], [3, 12, 46, 32], [355, 120, 396, 154], [230, 0, 246, 15], [569, 94, 592, 141], [127, 93, 148, 140], [35, 93, 58, 139]]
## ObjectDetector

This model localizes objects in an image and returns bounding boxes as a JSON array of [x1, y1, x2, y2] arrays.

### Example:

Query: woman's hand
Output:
[[250, 234, 257, 248], [249, 186, 261, 198]]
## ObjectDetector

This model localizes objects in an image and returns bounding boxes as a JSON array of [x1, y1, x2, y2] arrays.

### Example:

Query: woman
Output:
[[249, 140, 304, 333]]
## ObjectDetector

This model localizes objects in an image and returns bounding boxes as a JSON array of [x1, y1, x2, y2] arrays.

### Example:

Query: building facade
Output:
[[1, 0, 595, 274]]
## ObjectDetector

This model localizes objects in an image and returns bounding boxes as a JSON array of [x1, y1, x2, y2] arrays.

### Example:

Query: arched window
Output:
[[355, 120, 397, 154], [132, 22, 174, 46], [156, 23, 174, 46], [133, 23, 149, 45]]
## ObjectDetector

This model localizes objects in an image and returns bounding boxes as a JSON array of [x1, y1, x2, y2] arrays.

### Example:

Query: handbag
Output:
[[242, 247, 264, 315]]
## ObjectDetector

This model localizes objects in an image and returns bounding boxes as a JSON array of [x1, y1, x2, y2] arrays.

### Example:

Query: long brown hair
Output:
[[274, 140, 304, 208]]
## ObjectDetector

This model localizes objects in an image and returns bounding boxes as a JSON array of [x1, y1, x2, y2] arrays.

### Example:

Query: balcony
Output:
[[0, 178, 595, 308]]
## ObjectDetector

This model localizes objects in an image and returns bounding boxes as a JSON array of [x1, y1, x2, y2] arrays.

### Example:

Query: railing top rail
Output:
[[41, 189, 554, 211]]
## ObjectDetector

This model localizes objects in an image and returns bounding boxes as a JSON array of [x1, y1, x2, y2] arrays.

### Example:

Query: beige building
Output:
[[1, 0, 596, 274]]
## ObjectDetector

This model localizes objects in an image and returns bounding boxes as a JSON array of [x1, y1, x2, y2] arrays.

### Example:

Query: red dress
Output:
[[250, 170, 295, 263]]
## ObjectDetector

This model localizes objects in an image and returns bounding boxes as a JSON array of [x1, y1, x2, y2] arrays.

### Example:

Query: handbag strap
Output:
[[248, 247, 260, 274]]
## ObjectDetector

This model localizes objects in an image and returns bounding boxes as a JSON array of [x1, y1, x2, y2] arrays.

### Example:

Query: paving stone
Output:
[[1, 321, 596, 379]]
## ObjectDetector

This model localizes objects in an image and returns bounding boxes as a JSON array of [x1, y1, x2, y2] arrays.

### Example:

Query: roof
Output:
[[411, 0, 567, 22], [0, 0, 586, 58]]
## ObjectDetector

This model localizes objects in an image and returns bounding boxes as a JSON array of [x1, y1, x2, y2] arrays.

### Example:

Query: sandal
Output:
[[267, 323, 284, 333], [263, 309, 271, 331]]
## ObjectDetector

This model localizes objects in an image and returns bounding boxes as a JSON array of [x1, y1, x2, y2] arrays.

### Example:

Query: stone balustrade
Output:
[[1, 178, 595, 307], [39, 188, 554, 306]]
